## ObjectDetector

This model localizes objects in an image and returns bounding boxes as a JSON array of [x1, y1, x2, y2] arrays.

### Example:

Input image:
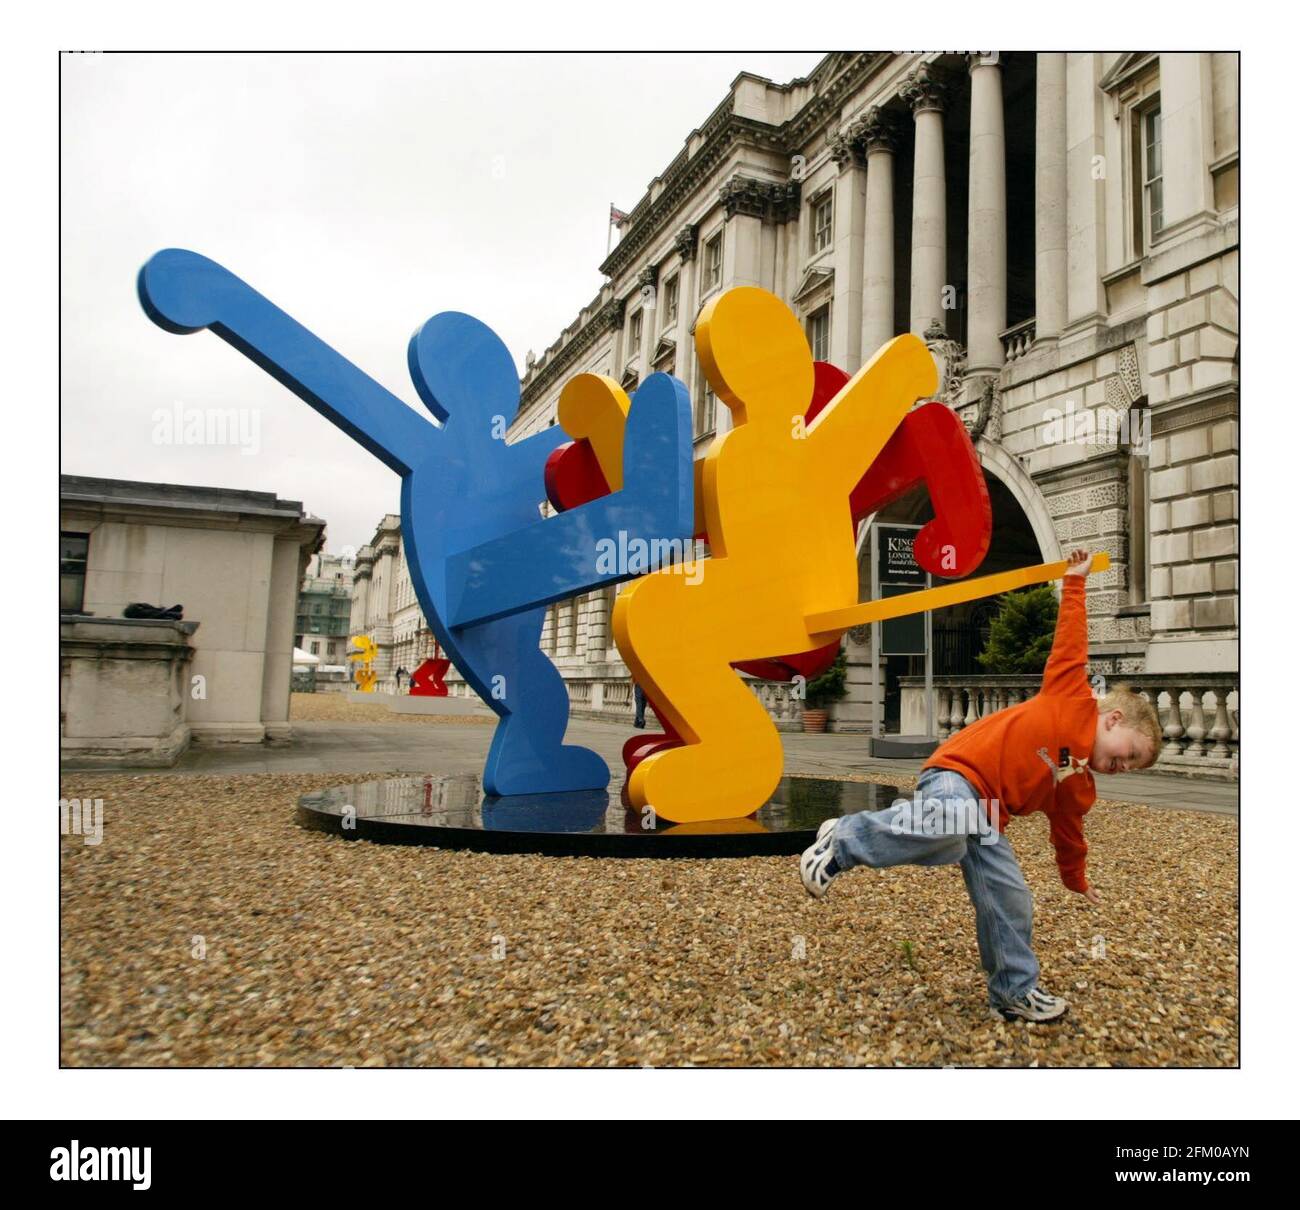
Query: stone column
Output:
[[1065, 53, 1107, 332], [637, 262, 658, 381], [605, 295, 626, 381], [1157, 52, 1217, 239], [829, 126, 867, 372], [1035, 52, 1068, 340], [672, 223, 698, 391], [902, 65, 948, 338], [861, 107, 899, 359], [717, 176, 764, 289], [966, 52, 1007, 376], [719, 177, 768, 433]]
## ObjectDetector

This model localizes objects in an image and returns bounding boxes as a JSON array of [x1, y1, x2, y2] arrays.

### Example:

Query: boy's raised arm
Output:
[[1041, 548, 1094, 698]]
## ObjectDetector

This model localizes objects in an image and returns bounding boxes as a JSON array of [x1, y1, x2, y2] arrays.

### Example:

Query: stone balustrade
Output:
[[900, 673, 1239, 779], [446, 672, 804, 731], [999, 317, 1037, 362]]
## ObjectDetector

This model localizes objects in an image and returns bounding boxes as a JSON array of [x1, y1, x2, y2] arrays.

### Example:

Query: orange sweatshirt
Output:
[[923, 576, 1097, 892]]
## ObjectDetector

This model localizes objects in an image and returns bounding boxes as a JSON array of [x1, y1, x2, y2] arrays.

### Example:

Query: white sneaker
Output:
[[800, 817, 840, 900], [990, 987, 1069, 1024]]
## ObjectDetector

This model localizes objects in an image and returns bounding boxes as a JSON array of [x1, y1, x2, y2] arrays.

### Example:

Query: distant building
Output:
[[59, 476, 324, 765], [295, 550, 355, 663], [347, 514, 437, 691]]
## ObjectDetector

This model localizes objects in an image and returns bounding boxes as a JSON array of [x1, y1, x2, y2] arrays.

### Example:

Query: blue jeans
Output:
[[831, 766, 1039, 1006]]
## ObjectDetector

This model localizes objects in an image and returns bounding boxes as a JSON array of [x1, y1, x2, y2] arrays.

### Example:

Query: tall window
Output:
[[1143, 106, 1163, 243], [60, 532, 89, 613], [662, 274, 679, 326], [807, 306, 830, 362], [811, 192, 833, 254], [703, 232, 723, 296], [1132, 101, 1163, 255], [694, 362, 717, 438], [629, 309, 643, 355]]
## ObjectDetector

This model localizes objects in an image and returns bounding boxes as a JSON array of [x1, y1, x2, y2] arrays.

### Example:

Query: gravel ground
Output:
[[289, 693, 492, 725], [59, 772, 1238, 1068]]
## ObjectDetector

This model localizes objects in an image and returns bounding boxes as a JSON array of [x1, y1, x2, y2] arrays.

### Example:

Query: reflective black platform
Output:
[[297, 774, 902, 857]]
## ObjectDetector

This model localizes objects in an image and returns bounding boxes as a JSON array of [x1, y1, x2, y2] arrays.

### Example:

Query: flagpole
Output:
[[606, 203, 614, 258]]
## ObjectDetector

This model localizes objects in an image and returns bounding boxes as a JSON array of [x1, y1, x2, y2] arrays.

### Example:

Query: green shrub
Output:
[[805, 648, 848, 708], [975, 585, 1059, 675]]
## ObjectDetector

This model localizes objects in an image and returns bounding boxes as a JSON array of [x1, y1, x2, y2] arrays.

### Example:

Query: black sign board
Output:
[[877, 527, 927, 586], [876, 525, 927, 656], [881, 583, 926, 655]]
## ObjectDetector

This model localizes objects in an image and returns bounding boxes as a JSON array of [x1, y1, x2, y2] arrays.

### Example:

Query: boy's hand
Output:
[[1079, 886, 1102, 906], [1064, 547, 1092, 577]]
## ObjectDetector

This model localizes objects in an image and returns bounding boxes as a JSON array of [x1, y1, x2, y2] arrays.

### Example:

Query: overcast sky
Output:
[[60, 52, 824, 553]]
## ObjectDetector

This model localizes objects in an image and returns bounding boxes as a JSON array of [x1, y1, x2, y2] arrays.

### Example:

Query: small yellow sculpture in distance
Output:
[[349, 634, 378, 693], [613, 285, 939, 824]]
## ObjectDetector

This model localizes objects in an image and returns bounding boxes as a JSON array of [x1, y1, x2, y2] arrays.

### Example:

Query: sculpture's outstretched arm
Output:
[[139, 248, 433, 474]]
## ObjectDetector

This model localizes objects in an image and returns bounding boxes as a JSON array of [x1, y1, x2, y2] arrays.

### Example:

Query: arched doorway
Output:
[[854, 460, 1045, 733]]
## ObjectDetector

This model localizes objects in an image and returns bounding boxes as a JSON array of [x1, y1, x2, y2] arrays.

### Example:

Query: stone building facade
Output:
[[59, 476, 324, 764], [295, 551, 355, 663], [347, 515, 440, 689], [357, 52, 1240, 773]]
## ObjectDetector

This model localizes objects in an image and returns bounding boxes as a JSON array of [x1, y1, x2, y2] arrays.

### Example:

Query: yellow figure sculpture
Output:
[[612, 286, 939, 823], [349, 634, 378, 693]]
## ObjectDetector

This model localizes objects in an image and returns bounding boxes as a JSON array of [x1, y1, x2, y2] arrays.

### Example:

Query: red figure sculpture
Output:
[[409, 642, 452, 696]]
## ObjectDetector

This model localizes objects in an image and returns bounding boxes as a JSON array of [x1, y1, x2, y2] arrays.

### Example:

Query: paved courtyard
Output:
[[58, 693, 1238, 1067], [130, 692, 1236, 815]]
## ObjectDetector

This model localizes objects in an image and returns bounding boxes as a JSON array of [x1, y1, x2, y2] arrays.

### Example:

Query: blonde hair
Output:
[[1098, 683, 1163, 766]]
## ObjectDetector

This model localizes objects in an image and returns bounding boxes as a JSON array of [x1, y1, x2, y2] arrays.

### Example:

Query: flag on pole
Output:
[[607, 203, 630, 258]]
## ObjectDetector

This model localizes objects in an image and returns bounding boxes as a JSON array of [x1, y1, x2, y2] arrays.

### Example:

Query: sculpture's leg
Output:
[[613, 572, 783, 823], [465, 608, 610, 796]]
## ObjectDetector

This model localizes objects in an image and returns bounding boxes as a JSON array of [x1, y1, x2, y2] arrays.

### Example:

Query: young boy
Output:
[[799, 548, 1163, 1023]]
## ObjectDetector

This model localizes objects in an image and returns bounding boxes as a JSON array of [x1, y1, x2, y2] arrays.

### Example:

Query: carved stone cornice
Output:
[[859, 105, 901, 155], [637, 263, 658, 291], [719, 175, 768, 221], [1149, 389, 1239, 436], [673, 223, 699, 262], [517, 293, 624, 409], [828, 124, 867, 169], [966, 51, 1003, 75], [900, 62, 948, 115], [1034, 451, 1128, 490], [924, 327, 967, 409], [781, 52, 891, 148], [598, 53, 887, 279], [719, 174, 802, 224]]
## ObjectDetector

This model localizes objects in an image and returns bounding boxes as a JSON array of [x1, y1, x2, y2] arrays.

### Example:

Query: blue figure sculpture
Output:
[[138, 249, 694, 795]]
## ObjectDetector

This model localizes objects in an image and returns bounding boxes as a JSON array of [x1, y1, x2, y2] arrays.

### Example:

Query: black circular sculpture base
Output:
[[297, 774, 901, 858]]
